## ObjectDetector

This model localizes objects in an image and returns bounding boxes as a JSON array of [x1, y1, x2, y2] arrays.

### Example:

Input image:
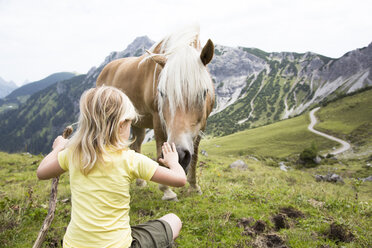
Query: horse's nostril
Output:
[[177, 148, 192, 173]]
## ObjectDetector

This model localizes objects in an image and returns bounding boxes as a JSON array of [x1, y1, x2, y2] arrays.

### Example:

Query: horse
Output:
[[96, 25, 215, 201]]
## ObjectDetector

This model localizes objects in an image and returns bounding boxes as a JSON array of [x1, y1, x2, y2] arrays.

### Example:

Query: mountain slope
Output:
[[0, 72, 76, 114], [316, 87, 372, 155], [0, 77, 17, 98], [0, 75, 86, 154], [0, 37, 154, 154]]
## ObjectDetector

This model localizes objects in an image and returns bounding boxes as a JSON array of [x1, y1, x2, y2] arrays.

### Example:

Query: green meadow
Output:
[[1, 89, 371, 247], [316, 88, 372, 155], [143, 114, 339, 159]]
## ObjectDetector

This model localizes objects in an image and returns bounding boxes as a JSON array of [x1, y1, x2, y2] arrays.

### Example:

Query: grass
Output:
[[0, 152, 71, 247], [0, 152, 371, 247], [317, 89, 372, 134]]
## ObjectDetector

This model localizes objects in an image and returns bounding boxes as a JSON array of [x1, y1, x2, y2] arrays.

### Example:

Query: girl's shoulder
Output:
[[121, 148, 135, 157], [121, 150, 156, 165], [118, 149, 137, 164]]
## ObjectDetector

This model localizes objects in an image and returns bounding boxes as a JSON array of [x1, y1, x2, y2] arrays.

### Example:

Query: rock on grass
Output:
[[229, 160, 248, 170]]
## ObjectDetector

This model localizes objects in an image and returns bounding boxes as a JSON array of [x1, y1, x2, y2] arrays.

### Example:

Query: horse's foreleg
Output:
[[187, 135, 202, 195], [130, 126, 147, 187], [157, 145, 179, 201]]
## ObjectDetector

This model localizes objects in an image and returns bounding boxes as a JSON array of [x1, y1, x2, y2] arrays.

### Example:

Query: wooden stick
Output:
[[33, 126, 73, 248]]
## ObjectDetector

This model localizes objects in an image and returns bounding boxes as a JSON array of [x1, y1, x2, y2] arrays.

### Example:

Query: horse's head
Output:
[[152, 39, 215, 173]]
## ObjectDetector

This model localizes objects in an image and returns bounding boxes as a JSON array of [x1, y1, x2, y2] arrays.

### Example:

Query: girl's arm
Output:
[[37, 136, 68, 180], [150, 142, 187, 187]]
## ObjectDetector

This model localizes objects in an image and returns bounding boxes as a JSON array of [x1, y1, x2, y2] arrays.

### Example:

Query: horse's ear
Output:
[[146, 50, 167, 68], [200, 39, 214, 66], [145, 50, 167, 67], [152, 55, 167, 68]]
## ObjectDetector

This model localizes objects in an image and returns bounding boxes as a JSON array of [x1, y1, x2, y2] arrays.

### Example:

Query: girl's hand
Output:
[[37, 136, 68, 180], [151, 142, 186, 187], [52, 136, 68, 151], [159, 142, 179, 168]]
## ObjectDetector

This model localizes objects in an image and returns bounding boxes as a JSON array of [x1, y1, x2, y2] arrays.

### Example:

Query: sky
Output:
[[0, 0, 371, 85]]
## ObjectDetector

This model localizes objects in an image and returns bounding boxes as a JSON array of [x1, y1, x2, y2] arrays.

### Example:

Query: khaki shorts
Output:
[[130, 219, 173, 248]]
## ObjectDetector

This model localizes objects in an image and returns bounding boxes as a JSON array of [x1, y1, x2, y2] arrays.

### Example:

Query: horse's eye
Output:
[[203, 89, 208, 98], [158, 90, 165, 98]]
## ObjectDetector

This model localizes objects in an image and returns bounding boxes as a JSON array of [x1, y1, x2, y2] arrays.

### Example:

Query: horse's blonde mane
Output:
[[144, 25, 214, 125]]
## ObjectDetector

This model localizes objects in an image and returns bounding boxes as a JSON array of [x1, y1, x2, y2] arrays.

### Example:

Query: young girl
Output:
[[37, 86, 186, 248]]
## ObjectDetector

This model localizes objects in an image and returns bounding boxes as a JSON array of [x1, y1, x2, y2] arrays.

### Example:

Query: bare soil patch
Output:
[[279, 206, 304, 218], [253, 233, 288, 248], [271, 213, 289, 230], [327, 222, 354, 243]]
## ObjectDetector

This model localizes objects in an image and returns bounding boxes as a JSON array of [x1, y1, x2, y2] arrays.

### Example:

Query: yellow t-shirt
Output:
[[58, 148, 158, 248]]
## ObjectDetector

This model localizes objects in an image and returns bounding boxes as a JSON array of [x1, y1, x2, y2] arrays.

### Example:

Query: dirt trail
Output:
[[308, 107, 351, 155]]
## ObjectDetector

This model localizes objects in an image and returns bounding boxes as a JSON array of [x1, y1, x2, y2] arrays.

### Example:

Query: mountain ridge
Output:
[[0, 77, 17, 98]]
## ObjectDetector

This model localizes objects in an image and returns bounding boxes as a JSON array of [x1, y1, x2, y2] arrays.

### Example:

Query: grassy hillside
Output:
[[316, 88, 372, 154], [143, 114, 339, 160], [0, 151, 371, 247], [202, 114, 337, 159]]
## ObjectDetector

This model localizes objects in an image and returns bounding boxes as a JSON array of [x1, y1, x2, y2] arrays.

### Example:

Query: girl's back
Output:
[[59, 148, 158, 247]]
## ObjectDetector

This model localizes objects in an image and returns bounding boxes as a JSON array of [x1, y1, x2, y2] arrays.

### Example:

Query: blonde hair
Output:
[[67, 86, 138, 175]]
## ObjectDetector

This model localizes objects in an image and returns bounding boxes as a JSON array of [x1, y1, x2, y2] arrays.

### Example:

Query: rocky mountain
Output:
[[0, 72, 76, 114], [0, 77, 17, 98], [0, 36, 371, 153], [206, 43, 372, 135]]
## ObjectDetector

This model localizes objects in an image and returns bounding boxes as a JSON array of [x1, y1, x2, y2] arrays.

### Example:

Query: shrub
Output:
[[326, 153, 335, 158], [299, 142, 319, 166]]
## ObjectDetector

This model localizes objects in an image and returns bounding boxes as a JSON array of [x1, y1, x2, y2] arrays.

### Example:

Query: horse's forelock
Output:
[[157, 46, 213, 124]]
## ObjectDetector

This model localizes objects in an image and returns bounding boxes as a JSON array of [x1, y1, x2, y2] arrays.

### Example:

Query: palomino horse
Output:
[[96, 26, 215, 201]]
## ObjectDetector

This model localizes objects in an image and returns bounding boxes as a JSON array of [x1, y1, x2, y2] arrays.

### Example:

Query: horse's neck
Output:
[[136, 55, 160, 98]]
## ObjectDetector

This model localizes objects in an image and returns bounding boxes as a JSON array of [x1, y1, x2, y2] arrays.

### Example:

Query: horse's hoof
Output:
[[162, 195, 179, 201], [136, 179, 147, 187], [162, 191, 179, 201], [188, 185, 202, 195]]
